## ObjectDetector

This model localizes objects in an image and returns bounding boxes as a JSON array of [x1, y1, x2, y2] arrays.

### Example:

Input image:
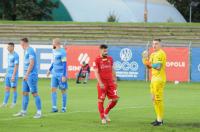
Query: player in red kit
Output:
[[94, 44, 119, 124]]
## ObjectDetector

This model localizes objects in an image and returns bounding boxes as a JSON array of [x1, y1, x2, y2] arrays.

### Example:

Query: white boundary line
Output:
[[0, 106, 151, 121]]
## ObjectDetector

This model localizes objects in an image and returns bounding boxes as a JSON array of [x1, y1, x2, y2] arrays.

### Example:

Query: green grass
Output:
[[0, 79, 200, 132], [0, 20, 200, 26]]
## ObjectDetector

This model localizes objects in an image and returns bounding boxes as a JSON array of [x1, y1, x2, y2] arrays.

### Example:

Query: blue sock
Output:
[[13, 91, 17, 104], [52, 92, 57, 109], [34, 95, 42, 111], [3, 91, 10, 104], [22, 95, 29, 112], [62, 93, 67, 109]]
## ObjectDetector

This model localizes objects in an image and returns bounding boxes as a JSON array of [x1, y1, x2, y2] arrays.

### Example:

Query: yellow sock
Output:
[[154, 101, 159, 120], [154, 100, 163, 122]]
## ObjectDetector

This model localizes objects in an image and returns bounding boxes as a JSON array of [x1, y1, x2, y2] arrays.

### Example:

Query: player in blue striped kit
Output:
[[47, 38, 68, 113], [0, 42, 19, 108], [14, 38, 42, 118]]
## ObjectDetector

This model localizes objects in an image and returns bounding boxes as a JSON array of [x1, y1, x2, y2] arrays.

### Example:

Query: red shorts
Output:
[[97, 80, 119, 100]]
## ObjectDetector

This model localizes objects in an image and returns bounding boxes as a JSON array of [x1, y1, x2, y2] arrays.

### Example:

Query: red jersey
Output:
[[94, 55, 113, 80]]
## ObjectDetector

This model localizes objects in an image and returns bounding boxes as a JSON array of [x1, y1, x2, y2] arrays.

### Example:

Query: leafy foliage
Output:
[[167, 0, 200, 22], [0, 0, 58, 20]]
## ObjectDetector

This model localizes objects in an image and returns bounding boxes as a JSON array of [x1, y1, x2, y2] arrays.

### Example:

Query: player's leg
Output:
[[97, 83, 106, 124], [28, 75, 42, 118], [21, 92, 29, 115], [76, 73, 81, 84], [13, 80, 29, 117], [10, 87, 17, 108], [1, 77, 11, 107], [61, 89, 67, 112], [83, 73, 89, 84], [150, 83, 157, 124], [10, 77, 18, 108], [59, 76, 68, 112], [32, 92, 42, 118], [51, 76, 58, 112], [151, 82, 164, 126], [154, 82, 164, 123], [105, 82, 119, 122], [150, 82, 159, 125]]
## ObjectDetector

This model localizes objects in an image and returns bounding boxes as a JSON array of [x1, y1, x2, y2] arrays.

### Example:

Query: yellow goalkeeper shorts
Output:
[[150, 81, 165, 101]]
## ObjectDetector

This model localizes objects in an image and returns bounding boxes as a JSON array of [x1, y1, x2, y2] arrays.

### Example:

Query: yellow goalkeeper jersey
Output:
[[149, 49, 166, 82]]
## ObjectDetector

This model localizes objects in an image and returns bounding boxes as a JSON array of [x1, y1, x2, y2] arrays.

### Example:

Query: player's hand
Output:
[[142, 50, 150, 65], [113, 80, 118, 88], [46, 70, 50, 77], [61, 76, 67, 82], [99, 82, 104, 89], [24, 74, 28, 81], [142, 50, 148, 59], [11, 76, 15, 82], [113, 79, 117, 85], [144, 60, 152, 69]]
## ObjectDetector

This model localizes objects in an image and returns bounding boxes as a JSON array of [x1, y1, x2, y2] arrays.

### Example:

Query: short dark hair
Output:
[[153, 38, 161, 42], [21, 38, 29, 43], [100, 44, 108, 49], [8, 42, 14, 46]]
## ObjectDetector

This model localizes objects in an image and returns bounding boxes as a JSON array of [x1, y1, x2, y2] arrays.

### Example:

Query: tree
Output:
[[0, 0, 58, 20], [167, 0, 200, 22], [0, 0, 15, 20]]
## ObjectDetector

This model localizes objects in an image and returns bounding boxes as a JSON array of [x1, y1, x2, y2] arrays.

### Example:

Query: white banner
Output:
[[0, 44, 52, 78]]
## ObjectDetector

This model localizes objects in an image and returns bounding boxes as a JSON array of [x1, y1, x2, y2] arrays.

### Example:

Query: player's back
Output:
[[24, 47, 37, 75]]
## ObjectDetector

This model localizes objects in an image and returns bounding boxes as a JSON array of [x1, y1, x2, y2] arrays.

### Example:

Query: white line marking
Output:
[[0, 106, 150, 121]]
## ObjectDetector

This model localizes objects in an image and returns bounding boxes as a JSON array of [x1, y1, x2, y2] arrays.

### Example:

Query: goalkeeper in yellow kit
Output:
[[142, 39, 166, 126]]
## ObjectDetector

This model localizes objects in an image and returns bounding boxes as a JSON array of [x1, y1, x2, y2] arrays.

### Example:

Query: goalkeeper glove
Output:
[[144, 60, 152, 69]]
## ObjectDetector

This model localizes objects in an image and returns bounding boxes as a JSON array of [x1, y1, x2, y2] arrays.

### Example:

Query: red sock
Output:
[[98, 101, 104, 119], [105, 101, 117, 115]]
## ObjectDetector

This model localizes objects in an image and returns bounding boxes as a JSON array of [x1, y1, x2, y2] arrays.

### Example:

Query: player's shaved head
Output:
[[52, 38, 61, 49], [53, 38, 61, 44]]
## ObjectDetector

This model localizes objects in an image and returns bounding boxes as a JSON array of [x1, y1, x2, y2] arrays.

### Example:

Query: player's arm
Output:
[[144, 60, 152, 69], [24, 58, 34, 80], [142, 50, 152, 69], [144, 59, 162, 70], [62, 61, 67, 77], [47, 63, 53, 77], [112, 67, 117, 83], [94, 59, 104, 89], [94, 68, 104, 89], [26, 59, 34, 76], [11, 55, 19, 82], [151, 63, 162, 70], [24, 50, 35, 80], [11, 64, 19, 82], [61, 50, 67, 82], [111, 58, 117, 83], [152, 53, 163, 70]]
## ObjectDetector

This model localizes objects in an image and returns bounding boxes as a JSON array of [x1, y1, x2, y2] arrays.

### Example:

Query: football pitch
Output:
[[0, 79, 200, 132]]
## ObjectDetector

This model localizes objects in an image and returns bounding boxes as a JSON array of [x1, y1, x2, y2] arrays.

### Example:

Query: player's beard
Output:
[[53, 46, 56, 49], [102, 53, 108, 58]]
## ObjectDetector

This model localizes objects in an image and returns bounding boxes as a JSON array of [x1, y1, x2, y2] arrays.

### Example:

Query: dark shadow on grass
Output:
[[167, 122, 200, 128]]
